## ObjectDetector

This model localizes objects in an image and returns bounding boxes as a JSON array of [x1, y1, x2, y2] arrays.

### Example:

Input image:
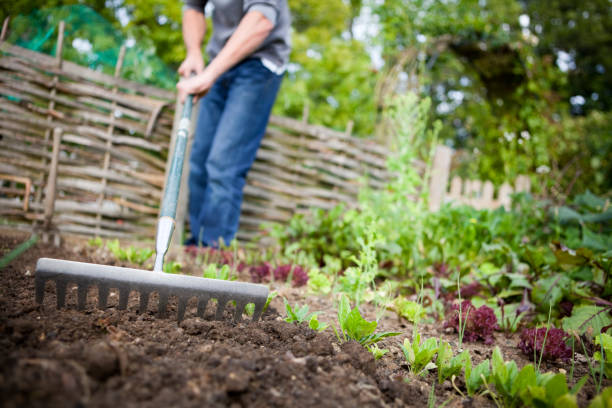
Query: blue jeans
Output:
[[187, 58, 283, 246]]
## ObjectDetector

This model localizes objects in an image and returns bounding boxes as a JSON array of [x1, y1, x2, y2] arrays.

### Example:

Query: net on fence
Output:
[[6, 5, 177, 89]]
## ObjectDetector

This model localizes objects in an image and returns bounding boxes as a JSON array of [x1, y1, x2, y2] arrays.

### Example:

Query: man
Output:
[[177, 0, 290, 246]]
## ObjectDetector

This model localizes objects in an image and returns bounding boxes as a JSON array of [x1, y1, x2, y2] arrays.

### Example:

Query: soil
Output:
[[0, 228, 607, 407]]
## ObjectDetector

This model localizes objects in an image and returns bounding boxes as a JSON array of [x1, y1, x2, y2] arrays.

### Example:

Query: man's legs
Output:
[[198, 59, 283, 246], [186, 78, 228, 245]]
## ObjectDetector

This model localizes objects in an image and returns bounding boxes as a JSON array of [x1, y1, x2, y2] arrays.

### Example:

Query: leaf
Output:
[[583, 226, 612, 252], [545, 373, 569, 402], [562, 305, 612, 336], [587, 386, 612, 408], [467, 359, 490, 396], [513, 364, 537, 398]]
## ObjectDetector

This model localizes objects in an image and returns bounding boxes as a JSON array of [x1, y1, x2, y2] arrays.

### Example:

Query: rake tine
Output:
[[252, 299, 265, 322], [77, 284, 88, 310], [35, 277, 45, 304], [177, 297, 188, 322], [215, 297, 228, 320], [118, 288, 130, 310], [139, 291, 150, 313], [56, 280, 67, 309], [234, 301, 247, 322], [98, 284, 109, 309], [196, 296, 209, 318], [158, 292, 168, 317]]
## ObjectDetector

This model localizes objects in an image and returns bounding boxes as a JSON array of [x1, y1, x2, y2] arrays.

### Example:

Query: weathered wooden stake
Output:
[[428, 145, 453, 211], [42, 128, 62, 243], [35, 21, 65, 206], [0, 17, 9, 42]]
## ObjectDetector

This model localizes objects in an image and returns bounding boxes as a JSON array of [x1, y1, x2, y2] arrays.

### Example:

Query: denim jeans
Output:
[[186, 58, 283, 246]]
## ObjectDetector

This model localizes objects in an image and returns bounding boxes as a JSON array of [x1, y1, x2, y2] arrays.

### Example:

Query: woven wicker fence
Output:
[[0, 22, 409, 243]]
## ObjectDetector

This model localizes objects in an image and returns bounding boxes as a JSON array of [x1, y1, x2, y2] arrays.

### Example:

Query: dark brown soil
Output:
[[0, 229, 606, 407]]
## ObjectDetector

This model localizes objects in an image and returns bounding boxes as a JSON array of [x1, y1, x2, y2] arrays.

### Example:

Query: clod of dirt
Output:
[[340, 341, 376, 376], [224, 368, 252, 393], [180, 318, 214, 335], [83, 340, 120, 381]]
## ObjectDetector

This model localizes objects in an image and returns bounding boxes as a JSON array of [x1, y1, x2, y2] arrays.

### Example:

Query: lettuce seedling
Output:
[[464, 357, 490, 397], [436, 341, 469, 384], [163, 261, 182, 274], [518, 327, 573, 362], [401, 334, 439, 376], [520, 372, 586, 408], [594, 333, 612, 379], [367, 344, 389, 360], [284, 298, 328, 332], [203, 264, 234, 280], [333, 295, 400, 346], [444, 300, 499, 344]]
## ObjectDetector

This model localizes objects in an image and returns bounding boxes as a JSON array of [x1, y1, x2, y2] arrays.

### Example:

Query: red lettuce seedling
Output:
[[444, 300, 499, 344], [518, 327, 573, 362], [249, 262, 271, 283], [291, 265, 308, 287]]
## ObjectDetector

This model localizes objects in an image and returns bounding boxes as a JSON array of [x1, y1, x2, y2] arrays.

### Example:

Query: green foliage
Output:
[[464, 358, 491, 397], [437, 344, 469, 385], [562, 305, 612, 337], [284, 298, 328, 332], [367, 344, 389, 360], [87, 237, 103, 248], [400, 334, 439, 376], [106, 239, 153, 266], [394, 297, 426, 324], [203, 264, 234, 280], [588, 386, 612, 408], [594, 333, 612, 379], [163, 261, 182, 274], [333, 295, 400, 347], [307, 268, 332, 295]]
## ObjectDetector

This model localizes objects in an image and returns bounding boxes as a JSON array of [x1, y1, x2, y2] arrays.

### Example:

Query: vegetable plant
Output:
[[400, 334, 439, 376], [444, 300, 499, 345], [436, 341, 469, 384], [107, 239, 153, 266], [284, 298, 328, 332], [333, 295, 400, 346], [594, 333, 612, 379], [518, 327, 573, 362], [367, 344, 389, 360]]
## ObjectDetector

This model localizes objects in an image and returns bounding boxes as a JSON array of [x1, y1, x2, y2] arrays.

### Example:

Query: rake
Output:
[[35, 96, 269, 322]]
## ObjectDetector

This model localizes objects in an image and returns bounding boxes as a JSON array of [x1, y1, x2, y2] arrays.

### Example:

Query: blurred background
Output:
[[1, 0, 611, 200]]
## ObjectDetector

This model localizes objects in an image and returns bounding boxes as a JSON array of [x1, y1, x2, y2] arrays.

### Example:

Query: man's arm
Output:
[[177, 11, 274, 102], [178, 8, 207, 77]]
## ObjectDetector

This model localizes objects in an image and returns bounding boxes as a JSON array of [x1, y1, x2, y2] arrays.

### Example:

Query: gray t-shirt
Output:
[[184, 0, 291, 73]]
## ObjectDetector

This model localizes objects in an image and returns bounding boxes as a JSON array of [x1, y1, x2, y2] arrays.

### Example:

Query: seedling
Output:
[[400, 334, 439, 376], [163, 261, 182, 274], [367, 344, 389, 360], [436, 341, 469, 384], [106, 239, 153, 266], [284, 298, 328, 332], [333, 295, 400, 346], [203, 263, 234, 280]]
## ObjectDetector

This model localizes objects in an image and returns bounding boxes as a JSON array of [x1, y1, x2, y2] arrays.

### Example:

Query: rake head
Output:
[[35, 258, 269, 322]]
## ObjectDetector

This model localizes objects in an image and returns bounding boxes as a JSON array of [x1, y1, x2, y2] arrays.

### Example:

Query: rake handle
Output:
[[154, 96, 194, 272], [160, 96, 193, 218]]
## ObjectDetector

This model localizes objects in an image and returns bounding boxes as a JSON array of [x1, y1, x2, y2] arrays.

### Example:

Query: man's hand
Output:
[[176, 69, 215, 103], [178, 50, 205, 78]]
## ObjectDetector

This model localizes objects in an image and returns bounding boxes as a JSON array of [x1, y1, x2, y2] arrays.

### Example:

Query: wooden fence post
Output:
[[35, 21, 64, 206], [1, 17, 9, 41], [428, 145, 453, 211], [42, 128, 62, 244]]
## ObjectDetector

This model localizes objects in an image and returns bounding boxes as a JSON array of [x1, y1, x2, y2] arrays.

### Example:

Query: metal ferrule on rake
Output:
[[35, 258, 269, 322]]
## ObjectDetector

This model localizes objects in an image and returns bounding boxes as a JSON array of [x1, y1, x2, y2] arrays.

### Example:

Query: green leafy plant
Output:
[[400, 334, 439, 376], [594, 333, 612, 379], [588, 386, 612, 408], [284, 298, 328, 332], [87, 236, 103, 248], [163, 261, 182, 274], [436, 341, 469, 384], [106, 239, 153, 266], [203, 264, 234, 280], [367, 344, 389, 360], [333, 295, 400, 346], [394, 296, 426, 324], [245, 291, 277, 317], [463, 357, 491, 397], [520, 372, 586, 408], [307, 267, 332, 295]]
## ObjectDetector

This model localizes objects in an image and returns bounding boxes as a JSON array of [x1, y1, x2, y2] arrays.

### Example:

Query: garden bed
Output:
[[0, 228, 606, 407]]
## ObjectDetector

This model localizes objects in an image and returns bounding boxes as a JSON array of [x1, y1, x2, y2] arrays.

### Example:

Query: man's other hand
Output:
[[176, 70, 215, 103]]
